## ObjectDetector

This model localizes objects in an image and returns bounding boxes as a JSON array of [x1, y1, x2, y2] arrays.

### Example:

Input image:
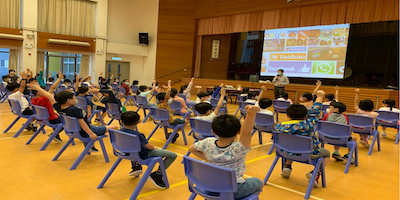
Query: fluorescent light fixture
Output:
[[0, 33, 23, 40], [48, 38, 70, 45], [69, 41, 90, 47], [111, 57, 122, 60]]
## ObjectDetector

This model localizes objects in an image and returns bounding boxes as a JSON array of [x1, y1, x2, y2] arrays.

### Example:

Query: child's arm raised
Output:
[[256, 85, 267, 104], [239, 105, 260, 148], [354, 88, 360, 111], [312, 80, 322, 95], [163, 80, 171, 106], [19, 70, 29, 94], [335, 85, 339, 101], [27, 83, 57, 105], [213, 88, 226, 115], [150, 79, 157, 92], [49, 71, 63, 94], [75, 74, 80, 91]]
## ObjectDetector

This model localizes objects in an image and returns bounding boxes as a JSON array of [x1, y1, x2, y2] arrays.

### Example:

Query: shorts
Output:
[[94, 105, 106, 113], [49, 118, 62, 124], [89, 125, 107, 136], [170, 118, 186, 125], [22, 107, 33, 115], [310, 148, 331, 159]]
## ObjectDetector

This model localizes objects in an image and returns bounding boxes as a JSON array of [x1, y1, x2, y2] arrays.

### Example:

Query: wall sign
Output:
[[211, 39, 220, 59]]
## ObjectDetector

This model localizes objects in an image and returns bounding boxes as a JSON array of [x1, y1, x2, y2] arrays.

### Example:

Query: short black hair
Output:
[[2, 75, 7, 80], [248, 92, 256, 99], [287, 104, 308, 120], [6, 82, 20, 92], [197, 91, 209, 99], [325, 94, 335, 101], [281, 92, 289, 100], [156, 92, 166, 101], [359, 99, 374, 111], [121, 111, 140, 126], [302, 92, 313, 101], [122, 79, 128, 82], [211, 115, 241, 138], [32, 86, 47, 96], [28, 78, 37, 83], [132, 80, 139, 85], [48, 78, 54, 82], [137, 85, 147, 95], [382, 99, 396, 111], [330, 101, 346, 113], [55, 91, 74, 105], [170, 88, 178, 98], [195, 102, 213, 114], [78, 86, 89, 94], [180, 84, 188, 93], [64, 79, 71, 83], [8, 69, 15, 73], [242, 87, 249, 94], [259, 98, 272, 109], [278, 69, 284, 73]]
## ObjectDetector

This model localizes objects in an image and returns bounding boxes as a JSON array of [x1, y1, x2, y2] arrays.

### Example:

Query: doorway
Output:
[[45, 52, 81, 80], [106, 61, 130, 84]]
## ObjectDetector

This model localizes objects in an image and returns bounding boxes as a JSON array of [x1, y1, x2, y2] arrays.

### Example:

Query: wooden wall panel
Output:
[[37, 32, 96, 53], [155, 0, 196, 84], [182, 78, 399, 113], [0, 27, 23, 47], [200, 34, 231, 79]]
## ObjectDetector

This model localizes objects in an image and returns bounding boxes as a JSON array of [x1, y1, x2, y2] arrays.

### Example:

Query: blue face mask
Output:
[[207, 97, 211, 101]]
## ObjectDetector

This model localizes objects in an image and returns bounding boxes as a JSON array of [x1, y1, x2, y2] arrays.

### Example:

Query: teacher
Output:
[[272, 69, 290, 99]]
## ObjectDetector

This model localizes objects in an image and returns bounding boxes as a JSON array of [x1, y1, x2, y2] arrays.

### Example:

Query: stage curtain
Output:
[[0, 0, 20, 29], [261, 9, 280, 30], [36, 52, 45, 73], [79, 55, 90, 77], [8, 49, 18, 72], [38, 0, 96, 37], [194, 36, 202, 78]]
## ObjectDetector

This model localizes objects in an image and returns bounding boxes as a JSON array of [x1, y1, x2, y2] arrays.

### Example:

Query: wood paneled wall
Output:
[[37, 32, 96, 53], [182, 78, 399, 113], [0, 27, 23, 47], [155, 0, 196, 84], [200, 34, 231, 79]]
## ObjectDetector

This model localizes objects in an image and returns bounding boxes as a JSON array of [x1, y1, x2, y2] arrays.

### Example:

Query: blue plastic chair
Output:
[[264, 131, 326, 199], [147, 107, 187, 149], [234, 96, 247, 116], [76, 96, 105, 126], [185, 118, 215, 157], [347, 114, 380, 155], [3, 99, 35, 138], [251, 113, 275, 154], [105, 103, 122, 125], [148, 90, 158, 101], [0, 84, 10, 103], [26, 105, 64, 151], [183, 156, 261, 200], [210, 97, 228, 115], [118, 87, 136, 106], [273, 100, 290, 122], [170, 100, 191, 119], [179, 93, 196, 109], [111, 83, 119, 92], [46, 83, 52, 91], [238, 101, 255, 120], [58, 85, 67, 92], [135, 95, 152, 123], [317, 121, 358, 173], [131, 85, 139, 94], [375, 110, 400, 144], [52, 115, 109, 170], [321, 104, 329, 117], [97, 129, 169, 200]]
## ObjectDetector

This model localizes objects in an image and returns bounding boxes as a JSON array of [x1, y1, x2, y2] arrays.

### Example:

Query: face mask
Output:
[[75, 99, 78, 105], [125, 82, 129, 85], [277, 72, 282, 76], [207, 97, 211, 101], [326, 108, 331, 113]]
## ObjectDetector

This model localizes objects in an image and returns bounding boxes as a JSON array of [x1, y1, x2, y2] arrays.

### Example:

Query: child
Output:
[[6, 70, 37, 131], [47, 77, 54, 85], [120, 79, 132, 97], [196, 91, 211, 104], [36, 68, 46, 87], [323, 85, 339, 105], [77, 86, 107, 124], [255, 86, 273, 115], [245, 92, 257, 103], [2, 75, 9, 87], [120, 111, 177, 188], [132, 80, 139, 86], [299, 80, 321, 109], [277, 92, 293, 104], [321, 101, 354, 163], [240, 87, 250, 97], [180, 77, 194, 102], [113, 78, 119, 85], [98, 73, 112, 89], [170, 88, 189, 114], [354, 88, 379, 147], [62, 79, 74, 91], [137, 81, 157, 107], [378, 99, 400, 137], [275, 90, 329, 187], [189, 106, 263, 199], [195, 88, 226, 121]]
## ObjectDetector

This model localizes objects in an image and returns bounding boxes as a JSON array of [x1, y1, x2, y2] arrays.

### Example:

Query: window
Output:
[[45, 52, 81, 80], [0, 48, 10, 76]]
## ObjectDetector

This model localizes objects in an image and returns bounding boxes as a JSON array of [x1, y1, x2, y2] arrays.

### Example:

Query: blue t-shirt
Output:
[[119, 128, 149, 159]]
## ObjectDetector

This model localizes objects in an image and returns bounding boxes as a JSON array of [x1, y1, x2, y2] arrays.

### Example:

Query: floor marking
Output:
[[251, 142, 272, 149], [149, 138, 189, 151]]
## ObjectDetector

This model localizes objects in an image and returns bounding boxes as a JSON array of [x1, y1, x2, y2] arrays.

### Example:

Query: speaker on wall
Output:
[[139, 33, 148, 45]]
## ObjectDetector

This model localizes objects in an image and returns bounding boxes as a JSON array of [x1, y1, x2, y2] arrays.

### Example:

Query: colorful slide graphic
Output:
[[260, 24, 350, 79]]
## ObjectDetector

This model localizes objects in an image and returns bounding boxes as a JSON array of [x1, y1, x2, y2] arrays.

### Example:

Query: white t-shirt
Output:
[[8, 91, 30, 112], [379, 107, 400, 113], [277, 98, 293, 104], [195, 97, 210, 104], [254, 102, 273, 114], [195, 112, 217, 121], [322, 101, 332, 105], [245, 99, 257, 103], [193, 137, 250, 183]]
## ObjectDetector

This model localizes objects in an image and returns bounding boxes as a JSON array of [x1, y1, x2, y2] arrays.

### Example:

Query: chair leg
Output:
[[25, 125, 45, 145], [158, 158, 170, 188], [267, 143, 275, 155], [142, 109, 150, 123], [234, 108, 240, 116], [264, 156, 280, 184], [13, 116, 34, 138], [368, 132, 379, 155], [129, 160, 158, 200], [69, 140, 95, 170], [107, 118, 114, 125], [344, 144, 356, 174], [188, 193, 197, 200], [40, 125, 63, 151], [162, 128, 178, 149], [188, 130, 193, 136], [258, 130, 263, 145], [97, 157, 123, 188], [396, 130, 399, 145], [305, 160, 323, 199], [98, 138, 109, 163], [320, 159, 327, 188], [147, 125, 159, 140], [52, 138, 74, 161], [3, 116, 20, 133], [355, 143, 359, 166], [180, 126, 187, 145]]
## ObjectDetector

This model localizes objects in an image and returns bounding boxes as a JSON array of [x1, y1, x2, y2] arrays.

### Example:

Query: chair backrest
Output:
[[106, 103, 121, 119], [321, 104, 329, 111], [317, 121, 351, 145], [178, 93, 187, 102], [135, 95, 148, 105], [273, 100, 290, 113], [238, 101, 254, 110], [347, 114, 374, 134], [237, 95, 247, 102], [76, 96, 88, 112], [108, 129, 143, 162], [210, 98, 219, 107], [111, 83, 119, 91], [59, 115, 82, 139], [59, 85, 66, 92], [183, 156, 237, 200], [118, 86, 127, 95], [46, 83, 52, 90], [32, 105, 50, 121], [254, 113, 274, 127], [190, 118, 214, 137], [375, 110, 399, 127], [131, 85, 139, 93], [150, 107, 170, 126], [8, 99, 23, 115], [273, 131, 313, 163], [169, 100, 182, 114]]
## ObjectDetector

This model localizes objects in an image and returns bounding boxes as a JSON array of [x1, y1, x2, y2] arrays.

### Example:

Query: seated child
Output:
[[240, 87, 250, 97], [180, 77, 195, 103], [2, 75, 10, 87], [378, 99, 400, 137], [98, 73, 112, 89], [354, 89, 379, 147], [100, 89, 125, 112], [245, 92, 257, 103], [300, 80, 322, 109], [36, 68, 46, 87], [277, 92, 293, 104], [321, 101, 354, 163], [255, 86, 273, 115], [77, 86, 107, 124], [323, 85, 339, 105], [137, 81, 157, 107], [47, 77, 54, 85], [120, 111, 177, 188], [189, 106, 264, 199], [196, 91, 211, 104], [113, 78, 119, 85], [195, 88, 226, 121], [275, 90, 330, 187], [170, 88, 189, 114]]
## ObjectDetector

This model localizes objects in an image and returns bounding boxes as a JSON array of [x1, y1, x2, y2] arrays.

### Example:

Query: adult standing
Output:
[[6, 69, 18, 83], [272, 69, 289, 99]]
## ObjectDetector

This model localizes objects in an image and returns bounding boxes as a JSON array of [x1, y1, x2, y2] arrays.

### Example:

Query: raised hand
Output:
[[316, 80, 322, 86], [335, 85, 339, 90], [355, 88, 360, 94], [220, 88, 226, 96], [261, 85, 267, 90], [20, 70, 28, 79], [316, 90, 325, 98], [245, 105, 260, 115]]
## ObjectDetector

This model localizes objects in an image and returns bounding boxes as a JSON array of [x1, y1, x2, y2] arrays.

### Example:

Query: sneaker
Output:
[[168, 132, 180, 143], [90, 146, 99, 152], [150, 172, 166, 188], [359, 139, 370, 148], [53, 134, 62, 142], [32, 125, 38, 132], [381, 131, 387, 138], [306, 172, 320, 188], [129, 165, 143, 176], [343, 154, 355, 164], [332, 152, 344, 161], [281, 167, 292, 178], [25, 124, 32, 131]]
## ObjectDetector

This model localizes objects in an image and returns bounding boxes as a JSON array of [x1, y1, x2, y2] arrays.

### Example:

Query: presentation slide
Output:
[[260, 24, 350, 79]]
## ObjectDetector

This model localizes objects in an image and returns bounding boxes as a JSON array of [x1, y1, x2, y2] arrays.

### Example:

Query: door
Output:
[[106, 61, 130, 84]]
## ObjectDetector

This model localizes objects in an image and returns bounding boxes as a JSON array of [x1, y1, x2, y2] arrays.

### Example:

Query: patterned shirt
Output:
[[193, 137, 251, 183], [274, 102, 322, 155]]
